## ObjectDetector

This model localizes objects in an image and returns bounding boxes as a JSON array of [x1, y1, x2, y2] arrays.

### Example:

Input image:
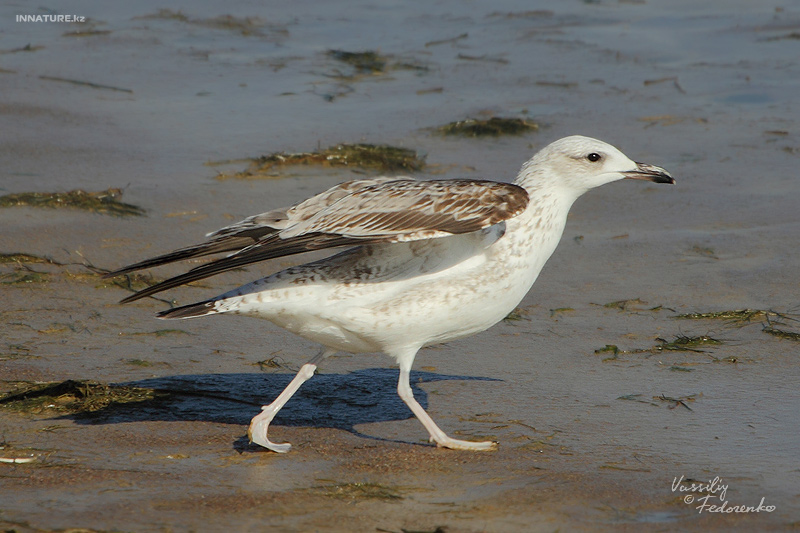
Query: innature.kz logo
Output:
[[17, 15, 86, 23]]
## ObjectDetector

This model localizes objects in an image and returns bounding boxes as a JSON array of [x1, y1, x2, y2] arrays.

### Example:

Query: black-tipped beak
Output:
[[623, 162, 675, 184]]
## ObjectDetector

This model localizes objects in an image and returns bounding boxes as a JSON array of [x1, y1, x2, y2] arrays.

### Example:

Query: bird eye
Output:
[[586, 153, 602, 162]]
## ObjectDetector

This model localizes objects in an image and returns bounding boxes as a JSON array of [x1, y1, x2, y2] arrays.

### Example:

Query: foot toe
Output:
[[248, 414, 292, 453], [435, 437, 497, 451]]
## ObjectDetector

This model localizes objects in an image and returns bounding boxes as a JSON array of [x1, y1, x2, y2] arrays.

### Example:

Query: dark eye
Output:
[[586, 153, 602, 162]]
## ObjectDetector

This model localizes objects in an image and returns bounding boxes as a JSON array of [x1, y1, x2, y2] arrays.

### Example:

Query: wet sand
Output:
[[2, 1, 799, 531]]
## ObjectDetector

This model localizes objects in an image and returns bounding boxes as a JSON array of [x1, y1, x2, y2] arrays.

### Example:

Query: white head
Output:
[[516, 135, 674, 198]]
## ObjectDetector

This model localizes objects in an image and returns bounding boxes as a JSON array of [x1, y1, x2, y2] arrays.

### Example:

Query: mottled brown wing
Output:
[[280, 179, 529, 240], [114, 179, 528, 303]]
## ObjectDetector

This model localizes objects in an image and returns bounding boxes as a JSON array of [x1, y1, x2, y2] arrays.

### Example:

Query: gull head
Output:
[[517, 135, 674, 196]]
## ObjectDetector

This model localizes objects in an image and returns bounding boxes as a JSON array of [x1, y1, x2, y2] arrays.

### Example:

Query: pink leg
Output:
[[248, 348, 333, 452], [396, 357, 496, 451]]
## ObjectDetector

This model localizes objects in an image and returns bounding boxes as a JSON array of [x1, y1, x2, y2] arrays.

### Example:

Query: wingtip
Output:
[[102, 269, 128, 280], [118, 292, 143, 305]]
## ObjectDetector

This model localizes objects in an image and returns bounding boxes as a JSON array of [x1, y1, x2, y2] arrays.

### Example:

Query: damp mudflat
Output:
[[2, 1, 799, 531]]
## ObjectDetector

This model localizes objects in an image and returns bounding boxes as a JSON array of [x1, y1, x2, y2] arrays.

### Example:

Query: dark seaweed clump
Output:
[[437, 117, 539, 137], [0, 188, 144, 216], [595, 335, 722, 359], [327, 50, 387, 74], [219, 143, 425, 179], [0, 380, 162, 415]]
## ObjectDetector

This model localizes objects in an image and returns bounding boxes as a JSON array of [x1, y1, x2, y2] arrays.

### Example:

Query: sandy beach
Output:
[[1, 1, 799, 531]]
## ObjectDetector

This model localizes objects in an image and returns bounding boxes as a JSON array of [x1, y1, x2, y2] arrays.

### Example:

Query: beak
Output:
[[623, 162, 675, 184]]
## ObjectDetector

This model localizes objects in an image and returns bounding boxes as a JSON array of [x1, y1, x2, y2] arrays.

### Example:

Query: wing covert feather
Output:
[[108, 178, 529, 302]]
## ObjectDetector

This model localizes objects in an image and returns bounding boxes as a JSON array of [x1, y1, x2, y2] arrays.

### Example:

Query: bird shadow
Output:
[[55, 369, 501, 447]]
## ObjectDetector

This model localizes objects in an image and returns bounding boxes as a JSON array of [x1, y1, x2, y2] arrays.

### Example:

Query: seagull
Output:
[[106, 135, 674, 452]]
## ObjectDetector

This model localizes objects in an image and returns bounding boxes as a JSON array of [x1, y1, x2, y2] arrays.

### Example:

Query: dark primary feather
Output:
[[117, 233, 384, 304], [109, 178, 529, 304], [103, 231, 270, 278]]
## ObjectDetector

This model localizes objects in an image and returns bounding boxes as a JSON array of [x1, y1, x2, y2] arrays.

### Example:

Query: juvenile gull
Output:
[[107, 135, 674, 452]]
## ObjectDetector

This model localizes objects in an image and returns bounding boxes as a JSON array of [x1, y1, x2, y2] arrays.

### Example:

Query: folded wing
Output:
[[107, 178, 529, 303]]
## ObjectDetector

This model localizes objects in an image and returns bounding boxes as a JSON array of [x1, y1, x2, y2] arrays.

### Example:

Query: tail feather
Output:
[[157, 299, 219, 320]]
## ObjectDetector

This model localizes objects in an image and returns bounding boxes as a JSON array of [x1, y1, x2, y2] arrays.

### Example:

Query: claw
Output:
[[248, 405, 292, 453]]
